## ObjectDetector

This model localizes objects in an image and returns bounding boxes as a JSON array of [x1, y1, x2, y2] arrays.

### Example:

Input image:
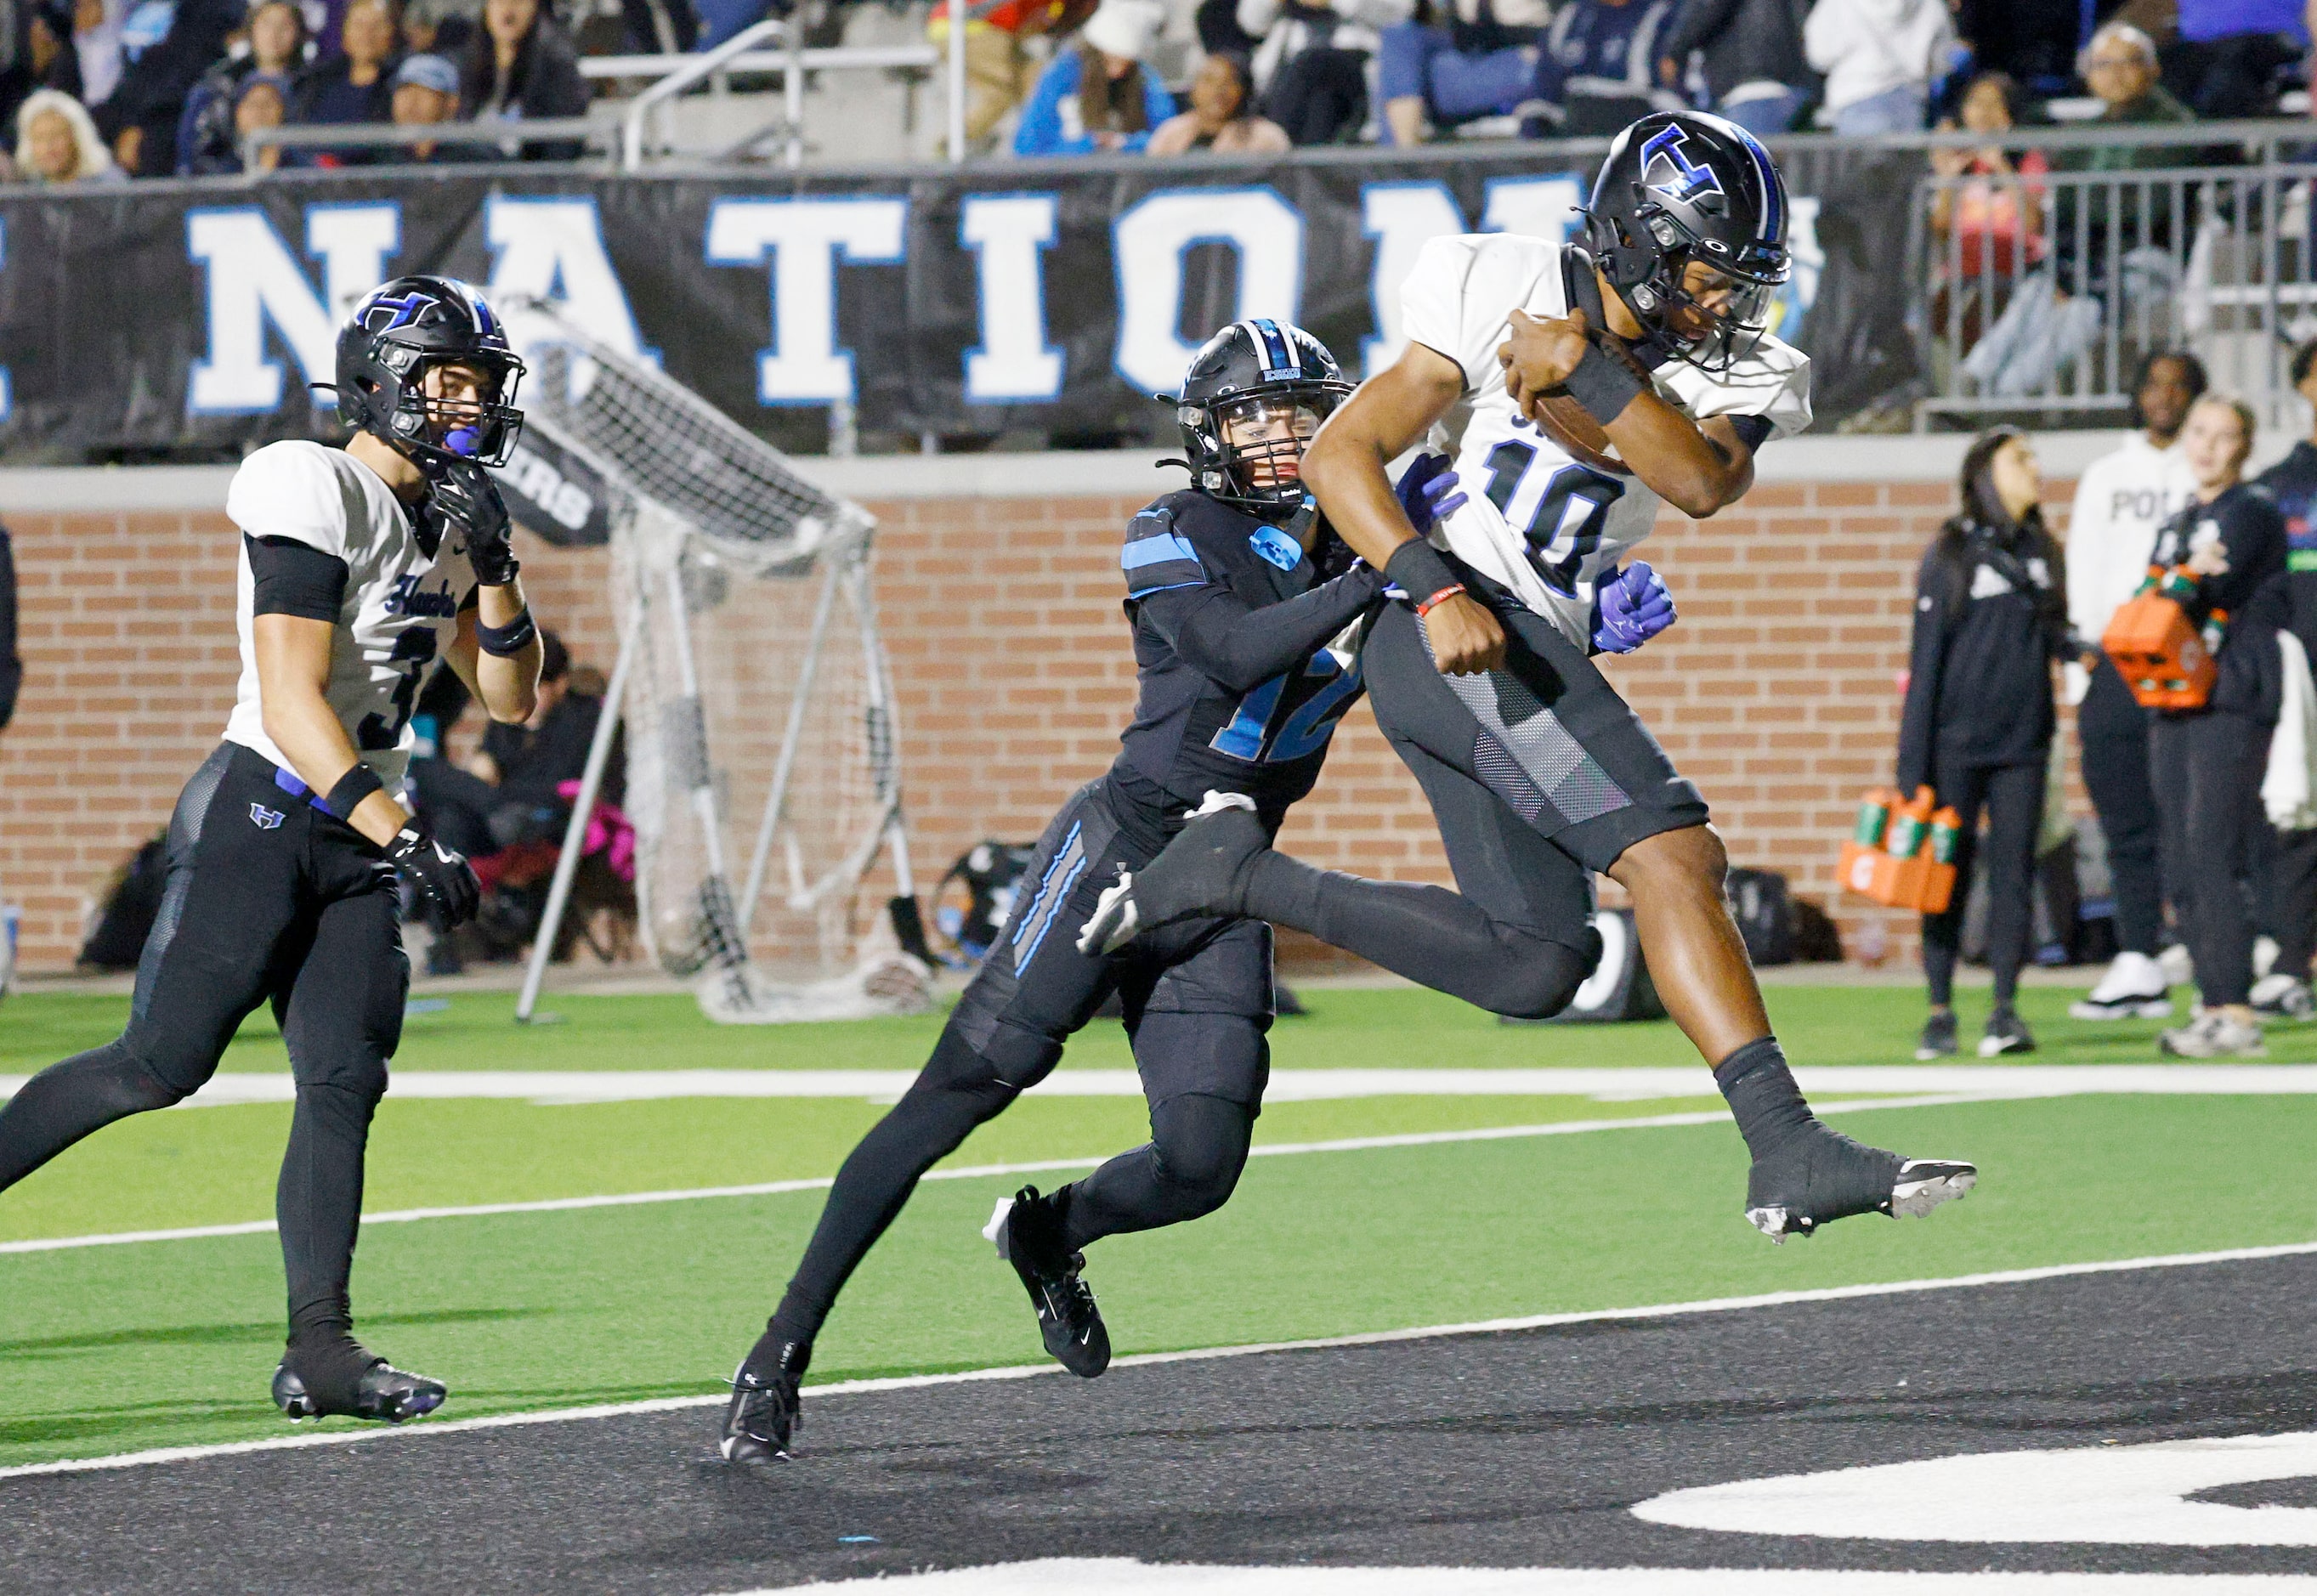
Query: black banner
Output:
[[0, 144, 1911, 464]]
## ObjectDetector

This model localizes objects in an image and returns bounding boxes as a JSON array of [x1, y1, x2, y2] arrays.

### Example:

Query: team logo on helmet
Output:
[[1640, 125, 1724, 206], [359, 289, 441, 335]]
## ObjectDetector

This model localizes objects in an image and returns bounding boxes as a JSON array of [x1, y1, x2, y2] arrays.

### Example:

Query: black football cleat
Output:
[[720, 1336, 808, 1463], [1078, 791, 1264, 956], [272, 1353, 446, 1423], [1745, 1122, 1977, 1243], [984, 1186, 1110, 1378]]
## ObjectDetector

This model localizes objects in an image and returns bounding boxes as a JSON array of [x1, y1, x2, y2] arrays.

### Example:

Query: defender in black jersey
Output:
[[717, 322, 1452, 1463]]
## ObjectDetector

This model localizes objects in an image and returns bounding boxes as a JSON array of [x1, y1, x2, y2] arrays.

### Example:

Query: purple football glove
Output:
[[1394, 452, 1467, 534], [1592, 561, 1676, 654]]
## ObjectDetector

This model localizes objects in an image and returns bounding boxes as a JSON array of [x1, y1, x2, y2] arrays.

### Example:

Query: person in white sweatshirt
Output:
[[1804, 0, 1954, 134], [2065, 348, 2205, 1020]]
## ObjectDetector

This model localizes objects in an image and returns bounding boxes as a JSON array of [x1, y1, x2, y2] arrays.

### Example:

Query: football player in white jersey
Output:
[[0, 275, 544, 1424], [1088, 112, 1976, 1242]]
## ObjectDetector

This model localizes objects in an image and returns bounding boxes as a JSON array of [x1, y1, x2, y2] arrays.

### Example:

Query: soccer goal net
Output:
[[507, 307, 932, 1024]]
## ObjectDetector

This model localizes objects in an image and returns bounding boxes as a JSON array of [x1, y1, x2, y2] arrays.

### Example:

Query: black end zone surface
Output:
[[8, 1255, 2317, 1594]]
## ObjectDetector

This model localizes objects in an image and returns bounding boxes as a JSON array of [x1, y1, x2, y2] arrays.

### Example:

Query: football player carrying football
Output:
[[1084, 112, 1978, 1244], [0, 276, 542, 1424]]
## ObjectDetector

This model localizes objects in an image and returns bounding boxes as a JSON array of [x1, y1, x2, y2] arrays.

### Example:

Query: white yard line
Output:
[[8, 1237, 2317, 1482], [6, 1064, 2317, 1106], [0, 1094, 1997, 1256]]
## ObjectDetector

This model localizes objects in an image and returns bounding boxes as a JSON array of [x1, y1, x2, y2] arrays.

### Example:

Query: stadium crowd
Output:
[[4, 0, 2315, 176]]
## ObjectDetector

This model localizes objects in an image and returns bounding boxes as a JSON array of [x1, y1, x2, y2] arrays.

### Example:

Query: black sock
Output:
[[1713, 1037, 1817, 1163], [278, 1081, 377, 1358], [742, 1327, 812, 1384]]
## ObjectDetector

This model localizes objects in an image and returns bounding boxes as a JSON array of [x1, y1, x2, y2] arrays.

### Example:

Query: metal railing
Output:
[[1908, 120, 2317, 431], [241, 116, 612, 167]]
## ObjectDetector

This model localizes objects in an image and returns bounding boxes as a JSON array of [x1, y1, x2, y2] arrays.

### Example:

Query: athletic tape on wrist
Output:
[[1385, 537, 1461, 608], [1561, 341, 1646, 427], [324, 764, 384, 822], [476, 606, 537, 658]]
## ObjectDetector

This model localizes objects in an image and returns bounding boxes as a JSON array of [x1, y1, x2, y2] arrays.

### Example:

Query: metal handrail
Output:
[[620, 14, 789, 170], [241, 116, 610, 169], [581, 42, 940, 80]]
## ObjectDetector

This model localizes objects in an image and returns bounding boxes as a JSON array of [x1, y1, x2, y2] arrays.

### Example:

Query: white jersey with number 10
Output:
[[1398, 233, 1812, 649]]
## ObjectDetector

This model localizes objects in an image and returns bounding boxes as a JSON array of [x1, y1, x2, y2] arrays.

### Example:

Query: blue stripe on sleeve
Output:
[[1121, 533, 1201, 572]]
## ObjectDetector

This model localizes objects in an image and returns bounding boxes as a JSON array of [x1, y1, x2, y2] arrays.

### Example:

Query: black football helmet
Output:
[[1582, 110, 1791, 373], [328, 275, 525, 470], [1167, 319, 1352, 513]]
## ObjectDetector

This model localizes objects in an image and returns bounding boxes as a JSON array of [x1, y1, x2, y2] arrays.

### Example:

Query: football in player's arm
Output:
[[0, 274, 541, 1429], [1085, 112, 1977, 1247]]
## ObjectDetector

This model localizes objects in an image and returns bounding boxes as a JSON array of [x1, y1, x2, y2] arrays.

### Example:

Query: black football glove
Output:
[[388, 819, 482, 927], [426, 459, 519, 588]]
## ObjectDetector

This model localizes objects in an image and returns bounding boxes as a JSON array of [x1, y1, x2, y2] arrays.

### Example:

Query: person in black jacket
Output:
[[90, 0, 239, 173], [0, 520, 19, 735], [1898, 427, 2071, 1061], [2245, 341, 2317, 1022], [2148, 393, 2288, 1056], [1654, 0, 1812, 135], [461, 0, 588, 160]]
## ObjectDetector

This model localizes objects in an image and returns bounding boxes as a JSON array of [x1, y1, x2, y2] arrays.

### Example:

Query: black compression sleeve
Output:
[[1142, 566, 1386, 693], [1729, 413, 1775, 454], [246, 534, 349, 622]]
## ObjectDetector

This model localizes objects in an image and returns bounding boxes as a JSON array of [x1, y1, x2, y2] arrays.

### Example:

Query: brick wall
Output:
[[0, 471, 1994, 976]]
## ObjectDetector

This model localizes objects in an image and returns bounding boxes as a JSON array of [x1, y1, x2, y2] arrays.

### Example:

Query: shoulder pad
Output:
[[1121, 501, 1207, 600]]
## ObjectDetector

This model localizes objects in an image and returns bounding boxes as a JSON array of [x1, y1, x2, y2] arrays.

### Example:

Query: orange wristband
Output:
[[1414, 584, 1466, 617]]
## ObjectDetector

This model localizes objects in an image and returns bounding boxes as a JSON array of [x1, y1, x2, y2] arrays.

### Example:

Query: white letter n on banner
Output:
[[1113, 188, 1302, 397], [704, 196, 907, 405], [960, 193, 1062, 404], [186, 203, 399, 415]]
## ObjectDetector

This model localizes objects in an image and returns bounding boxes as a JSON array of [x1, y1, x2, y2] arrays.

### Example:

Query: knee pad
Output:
[[1482, 927, 1600, 1022], [1150, 1094, 1254, 1215]]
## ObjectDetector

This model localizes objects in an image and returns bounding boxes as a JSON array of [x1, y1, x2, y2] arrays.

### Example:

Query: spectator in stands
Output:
[[2147, 393, 2286, 1058], [1900, 427, 2070, 1061], [931, 0, 1088, 148], [1804, 0, 1954, 135], [1149, 49, 1289, 150], [289, 0, 396, 161], [0, 519, 15, 998], [1952, 0, 2079, 96], [1376, 0, 1547, 147], [1528, 0, 1684, 138], [617, 0, 693, 54], [74, 0, 123, 113], [229, 65, 287, 166], [1239, 0, 1408, 145], [2063, 22, 2200, 172], [176, 0, 303, 172], [1, 0, 82, 138], [402, 0, 478, 65], [1013, 0, 1174, 155], [2064, 348, 2202, 1025], [89, 0, 236, 172], [2163, 0, 2304, 118], [460, 0, 589, 159], [1926, 71, 2047, 348], [1654, 0, 1812, 136], [2245, 340, 2317, 1022], [14, 83, 122, 178], [388, 48, 462, 158]]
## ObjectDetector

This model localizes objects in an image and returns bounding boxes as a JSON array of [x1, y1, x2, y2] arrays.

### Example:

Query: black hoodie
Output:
[[1895, 512, 2068, 794]]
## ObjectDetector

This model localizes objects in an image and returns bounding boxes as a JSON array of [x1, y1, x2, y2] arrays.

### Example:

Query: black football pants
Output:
[[767, 779, 1272, 1350], [0, 743, 407, 1348], [2078, 657, 2167, 958], [2150, 709, 2270, 1008]]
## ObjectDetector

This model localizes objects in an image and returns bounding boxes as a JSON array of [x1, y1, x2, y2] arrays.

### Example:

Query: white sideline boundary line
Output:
[[0, 1093, 2008, 1256], [7, 1237, 2317, 1483]]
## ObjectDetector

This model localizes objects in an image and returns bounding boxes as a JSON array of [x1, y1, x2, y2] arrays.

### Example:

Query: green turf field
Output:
[[3, 980, 2314, 1471]]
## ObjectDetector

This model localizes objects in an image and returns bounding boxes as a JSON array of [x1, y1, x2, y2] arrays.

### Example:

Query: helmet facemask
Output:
[[1213, 393, 1330, 509], [374, 343, 527, 472], [1631, 247, 1785, 376]]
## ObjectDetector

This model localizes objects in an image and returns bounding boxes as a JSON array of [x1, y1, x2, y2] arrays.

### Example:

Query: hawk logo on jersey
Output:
[[249, 804, 285, 830], [1640, 125, 1724, 207]]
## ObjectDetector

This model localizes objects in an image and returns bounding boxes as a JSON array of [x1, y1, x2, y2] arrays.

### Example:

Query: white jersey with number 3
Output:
[[222, 440, 475, 797], [1399, 233, 1812, 648]]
